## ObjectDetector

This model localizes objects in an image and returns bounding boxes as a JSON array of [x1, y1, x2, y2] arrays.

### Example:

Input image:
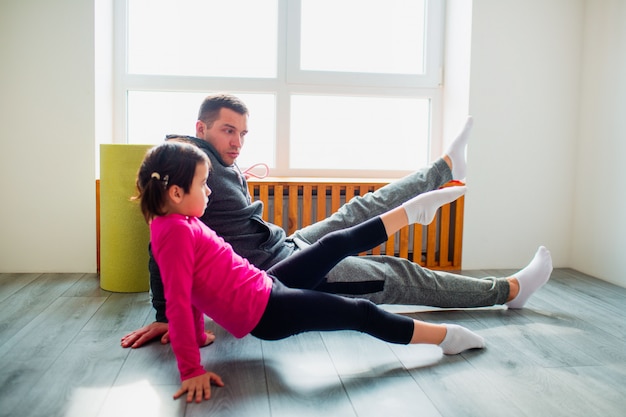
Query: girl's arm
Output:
[[152, 218, 224, 403], [154, 221, 207, 381]]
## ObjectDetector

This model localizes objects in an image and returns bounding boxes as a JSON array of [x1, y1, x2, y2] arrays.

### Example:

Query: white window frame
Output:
[[113, 0, 446, 178]]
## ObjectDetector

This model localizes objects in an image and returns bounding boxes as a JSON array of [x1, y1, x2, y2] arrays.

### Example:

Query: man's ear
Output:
[[195, 119, 205, 137], [168, 185, 184, 203]]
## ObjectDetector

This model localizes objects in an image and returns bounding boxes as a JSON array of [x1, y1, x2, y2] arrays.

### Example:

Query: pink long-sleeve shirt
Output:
[[150, 214, 273, 381]]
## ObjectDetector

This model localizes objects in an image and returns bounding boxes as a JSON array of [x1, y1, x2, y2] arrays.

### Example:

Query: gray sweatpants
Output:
[[291, 158, 510, 307]]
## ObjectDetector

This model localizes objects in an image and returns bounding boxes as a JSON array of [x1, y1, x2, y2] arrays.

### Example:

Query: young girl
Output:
[[135, 141, 485, 403]]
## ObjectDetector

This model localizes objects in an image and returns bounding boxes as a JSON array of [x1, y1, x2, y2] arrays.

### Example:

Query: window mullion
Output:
[[424, 0, 445, 85], [275, 0, 291, 174], [123, 75, 281, 93]]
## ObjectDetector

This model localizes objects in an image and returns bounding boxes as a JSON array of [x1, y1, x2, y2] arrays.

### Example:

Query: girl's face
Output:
[[174, 161, 212, 217]]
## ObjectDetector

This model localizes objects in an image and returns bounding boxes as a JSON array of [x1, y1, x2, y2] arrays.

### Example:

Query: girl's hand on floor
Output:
[[174, 371, 225, 403], [120, 321, 169, 348]]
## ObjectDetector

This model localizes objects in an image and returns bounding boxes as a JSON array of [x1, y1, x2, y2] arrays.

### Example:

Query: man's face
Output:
[[196, 108, 248, 166]]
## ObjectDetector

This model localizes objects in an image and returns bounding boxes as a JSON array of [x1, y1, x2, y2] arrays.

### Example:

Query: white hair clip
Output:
[[150, 172, 169, 187]]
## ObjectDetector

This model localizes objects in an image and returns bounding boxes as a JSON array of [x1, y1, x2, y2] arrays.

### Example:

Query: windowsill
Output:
[[246, 176, 401, 184]]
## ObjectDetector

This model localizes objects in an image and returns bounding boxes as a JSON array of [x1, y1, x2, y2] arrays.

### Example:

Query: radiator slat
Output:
[[439, 204, 451, 268]]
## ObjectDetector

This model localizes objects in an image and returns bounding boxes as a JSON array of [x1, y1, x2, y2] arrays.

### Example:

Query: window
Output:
[[114, 0, 445, 177]]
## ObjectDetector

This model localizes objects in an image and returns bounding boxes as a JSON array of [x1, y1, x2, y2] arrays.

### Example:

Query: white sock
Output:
[[439, 324, 485, 355], [401, 186, 467, 225], [506, 246, 553, 309], [445, 116, 473, 180]]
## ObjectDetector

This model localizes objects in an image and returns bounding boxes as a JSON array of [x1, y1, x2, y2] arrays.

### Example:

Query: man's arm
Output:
[[148, 245, 168, 322]]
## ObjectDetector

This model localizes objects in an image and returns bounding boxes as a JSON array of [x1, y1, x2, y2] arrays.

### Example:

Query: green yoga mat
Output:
[[100, 144, 153, 292]]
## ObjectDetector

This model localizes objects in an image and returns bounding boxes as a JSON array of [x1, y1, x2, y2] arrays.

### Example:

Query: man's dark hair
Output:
[[197, 93, 249, 127]]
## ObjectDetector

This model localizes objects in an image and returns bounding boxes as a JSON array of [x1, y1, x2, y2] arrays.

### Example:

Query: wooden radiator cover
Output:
[[247, 178, 464, 271], [96, 178, 464, 273]]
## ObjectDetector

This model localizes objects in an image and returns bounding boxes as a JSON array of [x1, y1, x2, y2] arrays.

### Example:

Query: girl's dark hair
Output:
[[134, 141, 210, 222]]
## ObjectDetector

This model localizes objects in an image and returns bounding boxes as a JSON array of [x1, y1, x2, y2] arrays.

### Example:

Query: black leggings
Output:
[[251, 217, 414, 344]]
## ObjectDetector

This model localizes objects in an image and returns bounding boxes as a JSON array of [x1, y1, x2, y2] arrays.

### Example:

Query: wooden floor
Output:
[[0, 268, 625, 417]]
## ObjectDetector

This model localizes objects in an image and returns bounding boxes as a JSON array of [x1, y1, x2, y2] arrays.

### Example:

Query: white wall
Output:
[[0, 0, 96, 272], [460, 0, 584, 271], [571, 0, 626, 288]]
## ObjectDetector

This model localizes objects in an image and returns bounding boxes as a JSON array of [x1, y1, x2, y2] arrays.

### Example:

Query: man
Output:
[[121, 93, 552, 348]]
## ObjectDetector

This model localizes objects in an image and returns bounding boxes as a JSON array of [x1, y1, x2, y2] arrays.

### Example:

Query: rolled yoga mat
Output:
[[100, 144, 153, 292]]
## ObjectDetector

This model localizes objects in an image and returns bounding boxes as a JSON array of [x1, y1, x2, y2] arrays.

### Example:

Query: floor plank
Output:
[[0, 273, 84, 348], [0, 272, 41, 302], [83, 291, 153, 332], [343, 375, 443, 417]]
